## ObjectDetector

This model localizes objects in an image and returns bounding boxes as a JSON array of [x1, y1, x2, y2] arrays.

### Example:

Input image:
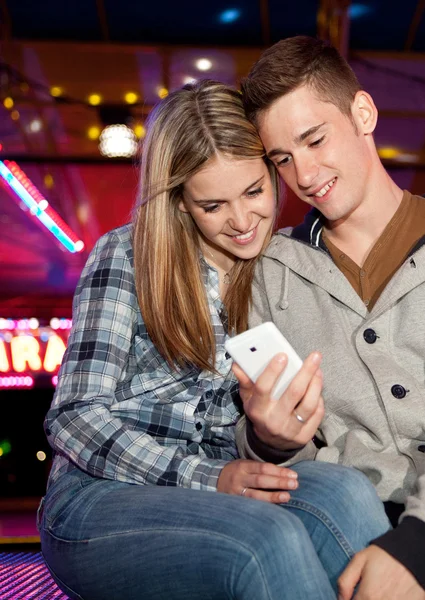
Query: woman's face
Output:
[[180, 154, 276, 269]]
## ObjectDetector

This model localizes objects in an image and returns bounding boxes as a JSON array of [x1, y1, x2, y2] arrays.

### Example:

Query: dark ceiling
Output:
[[2, 0, 425, 51]]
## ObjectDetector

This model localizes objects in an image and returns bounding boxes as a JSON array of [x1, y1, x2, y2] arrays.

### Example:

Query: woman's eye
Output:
[[203, 204, 220, 213], [310, 136, 325, 147], [247, 187, 264, 198]]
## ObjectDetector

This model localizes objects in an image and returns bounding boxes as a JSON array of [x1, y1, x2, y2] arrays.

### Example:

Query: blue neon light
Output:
[[219, 9, 241, 23], [349, 4, 372, 19], [0, 160, 78, 253]]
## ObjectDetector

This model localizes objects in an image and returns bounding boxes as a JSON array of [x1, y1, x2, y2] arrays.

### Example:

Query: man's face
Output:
[[257, 85, 373, 224]]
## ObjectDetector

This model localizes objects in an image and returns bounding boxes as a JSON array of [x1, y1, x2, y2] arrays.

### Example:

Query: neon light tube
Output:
[[0, 160, 84, 253]]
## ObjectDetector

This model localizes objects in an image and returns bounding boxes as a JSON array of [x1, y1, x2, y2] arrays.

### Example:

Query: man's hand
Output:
[[232, 352, 324, 451], [338, 545, 425, 600], [217, 459, 299, 503]]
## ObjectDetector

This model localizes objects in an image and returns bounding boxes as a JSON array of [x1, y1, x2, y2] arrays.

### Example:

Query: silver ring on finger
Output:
[[240, 487, 248, 496], [294, 410, 306, 424]]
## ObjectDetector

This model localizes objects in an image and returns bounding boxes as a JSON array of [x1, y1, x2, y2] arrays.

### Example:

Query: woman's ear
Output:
[[352, 90, 378, 135], [177, 187, 189, 213]]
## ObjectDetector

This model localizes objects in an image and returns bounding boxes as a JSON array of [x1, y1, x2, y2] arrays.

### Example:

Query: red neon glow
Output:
[[0, 318, 70, 382]]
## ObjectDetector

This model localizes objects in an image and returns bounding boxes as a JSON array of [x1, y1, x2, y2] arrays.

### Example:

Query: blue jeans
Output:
[[38, 461, 390, 600]]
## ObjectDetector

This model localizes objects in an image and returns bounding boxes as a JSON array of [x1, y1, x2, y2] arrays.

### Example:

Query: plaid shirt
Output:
[[45, 224, 240, 492]]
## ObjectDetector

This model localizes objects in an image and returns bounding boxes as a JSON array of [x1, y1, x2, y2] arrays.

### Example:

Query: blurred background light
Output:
[[196, 58, 212, 71], [99, 124, 138, 158], [219, 8, 241, 23], [349, 4, 373, 19]]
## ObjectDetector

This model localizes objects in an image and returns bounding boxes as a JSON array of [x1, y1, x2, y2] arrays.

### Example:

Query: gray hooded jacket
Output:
[[236, 204, 425, 585]]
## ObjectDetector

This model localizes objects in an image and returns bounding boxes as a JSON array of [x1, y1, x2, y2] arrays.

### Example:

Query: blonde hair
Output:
[[133, 80, 280, 372]]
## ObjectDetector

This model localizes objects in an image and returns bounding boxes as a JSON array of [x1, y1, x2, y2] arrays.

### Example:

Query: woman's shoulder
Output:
[[89, 223, 134, 268]]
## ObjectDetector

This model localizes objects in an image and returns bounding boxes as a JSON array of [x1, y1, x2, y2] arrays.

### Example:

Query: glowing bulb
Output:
[[29, 318, 39, 329], [157, 87, 169, 99], [50, 86, 63, 97], [29, 119, 42, 133], [11, 110, 20, 121], [99, 125, 138, 158], [88, 126, 101, 140], [3, 97, 14, 109], [134, 124, 146, 138], [378, 147, 399, 159], [196, 58, 212, 71], [44, 174, 54, 189], [38, 200, 49, 211], [75, 240, 85, 252], [183, 76, 197, 85], [36, 451, 47, 462], [124, 92, 139, 104], [88, 93, 102, 106]]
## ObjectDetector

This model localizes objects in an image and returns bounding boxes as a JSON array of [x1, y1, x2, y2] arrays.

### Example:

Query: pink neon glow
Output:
[[52, 375, 58, 386], [0, 375, 34, 388]]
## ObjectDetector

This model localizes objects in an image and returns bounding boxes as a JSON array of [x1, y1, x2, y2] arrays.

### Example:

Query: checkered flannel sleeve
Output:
[[44, 230, 228, 490]]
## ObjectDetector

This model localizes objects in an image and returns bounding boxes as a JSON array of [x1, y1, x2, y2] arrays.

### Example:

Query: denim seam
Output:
[[41, 549, 86, 600], [44, 523, 274, 555], [236, 553, 273, 600], [284, 499, 354, 559]]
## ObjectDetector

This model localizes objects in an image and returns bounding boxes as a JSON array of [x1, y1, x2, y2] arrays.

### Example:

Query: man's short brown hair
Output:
[[241, 36, 362, 125]]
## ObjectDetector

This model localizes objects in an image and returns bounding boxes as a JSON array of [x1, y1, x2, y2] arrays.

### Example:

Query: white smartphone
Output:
[[225, 322, 303, 400]]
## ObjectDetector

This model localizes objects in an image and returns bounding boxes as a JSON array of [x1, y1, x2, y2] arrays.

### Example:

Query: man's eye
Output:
[[277, 156, 291, 167], [310, 136, 325, 147]]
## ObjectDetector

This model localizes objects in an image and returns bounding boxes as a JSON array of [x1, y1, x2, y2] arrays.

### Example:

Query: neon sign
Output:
[[0, 318, 71, 388]]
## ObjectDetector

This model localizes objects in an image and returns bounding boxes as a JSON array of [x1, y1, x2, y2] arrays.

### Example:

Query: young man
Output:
[[235, 36, 425, 599]]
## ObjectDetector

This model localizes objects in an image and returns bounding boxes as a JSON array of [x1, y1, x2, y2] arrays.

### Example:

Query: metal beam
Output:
[[317, 0, 351, 57], [259, 0, 271, 47], [405, 0, 425, 51], [95, 0, 110, 42], [0, 0, 11, 42]]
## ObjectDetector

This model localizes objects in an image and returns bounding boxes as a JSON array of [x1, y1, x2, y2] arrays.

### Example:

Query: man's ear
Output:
[[352, 91, 378, 135]]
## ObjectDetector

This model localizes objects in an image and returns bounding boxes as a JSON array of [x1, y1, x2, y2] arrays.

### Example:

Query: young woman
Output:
[[38, 80, 389, 600]]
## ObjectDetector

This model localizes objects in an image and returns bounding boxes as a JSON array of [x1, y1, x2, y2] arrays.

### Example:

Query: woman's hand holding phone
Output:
[[233, 351, 325, 451]]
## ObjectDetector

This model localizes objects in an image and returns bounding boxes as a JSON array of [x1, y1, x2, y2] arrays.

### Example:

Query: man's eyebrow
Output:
[[192, 176, 265, 203], [266, 123, 327, 159]]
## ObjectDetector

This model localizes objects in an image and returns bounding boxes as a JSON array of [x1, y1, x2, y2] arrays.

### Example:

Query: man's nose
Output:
[[294, 153, 319, 190]]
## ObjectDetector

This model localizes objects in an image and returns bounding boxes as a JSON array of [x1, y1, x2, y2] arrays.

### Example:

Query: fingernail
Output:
[[288, 472, 298, 479], [316, 368, 323, 378], [275, 353, 287, 364], [312, 352, 322, 364], [279, 493, 290, 502], [287, 479, 297, 489]]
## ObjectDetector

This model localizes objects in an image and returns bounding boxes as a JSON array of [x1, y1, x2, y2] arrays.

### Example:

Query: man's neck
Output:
[[323, 174, 404, 267]]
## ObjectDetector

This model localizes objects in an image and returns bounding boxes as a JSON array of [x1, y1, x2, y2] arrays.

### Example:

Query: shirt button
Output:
[[363, 328, 377, 344], [391, 384, 407, 399], [196, 422, 203, 431], [360, 270, 366, 278], [418, 445, 425, 453], [205, 390, 213, 399], [364, 299, 370, 307]]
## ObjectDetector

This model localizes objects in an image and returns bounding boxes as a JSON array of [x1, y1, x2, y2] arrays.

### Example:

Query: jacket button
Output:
[[391, 384, 407, 399], [418, 445, 425, 453], [363, 328, 377, 344]]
